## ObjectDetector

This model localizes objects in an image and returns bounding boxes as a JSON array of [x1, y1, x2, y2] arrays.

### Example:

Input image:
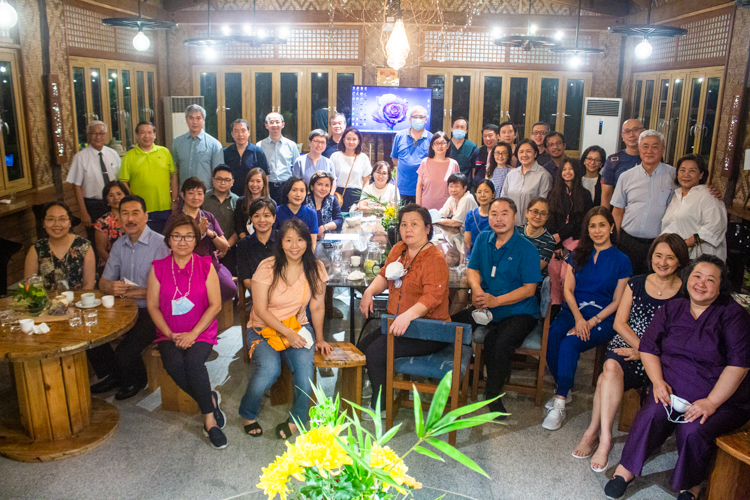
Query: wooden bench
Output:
[[143, 344, 199, 415], [707, 428, 750, 500], [216, 299, 234, 334], [617, 388, 643, 432]]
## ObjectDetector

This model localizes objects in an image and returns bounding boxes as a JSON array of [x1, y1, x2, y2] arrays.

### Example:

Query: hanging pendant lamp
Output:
[[184, 0, 287, 49], [608, 0, 687, 60], [102, 0, 176, 52], [550, 0, 603, 67], [495, 1, 558, 51]]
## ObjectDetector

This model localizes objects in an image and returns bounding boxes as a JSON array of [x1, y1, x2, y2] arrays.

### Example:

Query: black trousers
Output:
[[83, 198, 106, 244], [364, 333, 448, 409], [86, 308, 156, 388], [157, 340, 214, 414], [619, 230, 654, 276], [269, 182, 285, 206]]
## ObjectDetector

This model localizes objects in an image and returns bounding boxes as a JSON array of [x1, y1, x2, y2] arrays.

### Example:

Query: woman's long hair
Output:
[[487, 142, 512, 179], [243, 168, 269, 219], [548, 158, 588, 218], [270, 219, 324, 299], [572, 206, 617, 271]]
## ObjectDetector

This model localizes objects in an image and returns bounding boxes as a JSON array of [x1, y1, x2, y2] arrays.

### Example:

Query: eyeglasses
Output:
[[527, 209, 549, 218], [267, 120, 283, 125], [546, 141, 564, 148], [411, 115, 427, 120], [432, 141, 448, 147], [584, 157, 603, 164], [311, 140, 327, 145], [170, 234, 196, 242], [531, 130, 547, 136], [44, 217, 70, 224], [214, 177, 233, 183], [494, 151, 509, 157]]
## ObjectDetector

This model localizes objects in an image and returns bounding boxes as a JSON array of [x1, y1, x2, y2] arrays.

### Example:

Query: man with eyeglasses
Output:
[[600, 119, 644, 209], [323, 113, 347, 158], [531, 122, 552, 166], [203, 165, 240, 275], [67, 121, 121, 243], [541, 132, 568, 177], [224, 118, 269, 196], [390, 105, 433, 205], [469, 123, 499, 191], [258, 112, 300, 204], [172, 104, 225, 189], [292, 129, 337, 188]]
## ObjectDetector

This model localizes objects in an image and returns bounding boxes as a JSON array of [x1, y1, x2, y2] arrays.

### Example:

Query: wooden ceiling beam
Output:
[[75, 0, 165, 18], [548, 0, 632, 16]]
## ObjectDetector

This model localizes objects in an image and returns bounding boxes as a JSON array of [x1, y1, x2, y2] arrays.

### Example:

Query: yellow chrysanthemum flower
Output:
[[286, 425, 352, 472], [257, 452, 301, 500], [402, 475, 423, 489], [370, 443, 414, 493]]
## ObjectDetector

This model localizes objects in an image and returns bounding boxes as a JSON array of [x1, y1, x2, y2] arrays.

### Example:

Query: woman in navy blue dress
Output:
[[543, 206, 632, 431]]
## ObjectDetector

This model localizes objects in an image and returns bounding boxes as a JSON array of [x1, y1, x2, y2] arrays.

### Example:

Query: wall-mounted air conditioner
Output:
[[163, 96, 204, 150], [580, 98, 623, 158]]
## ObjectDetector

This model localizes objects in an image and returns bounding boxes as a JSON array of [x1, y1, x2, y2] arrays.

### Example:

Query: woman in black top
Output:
[[546, 158, 593, 248]]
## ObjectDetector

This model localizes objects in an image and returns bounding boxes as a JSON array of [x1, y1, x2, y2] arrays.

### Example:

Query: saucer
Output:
[[76, 299, 102, 309]]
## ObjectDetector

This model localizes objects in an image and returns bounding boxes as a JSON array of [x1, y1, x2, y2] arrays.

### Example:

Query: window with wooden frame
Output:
[[0, 48, 32, 196]]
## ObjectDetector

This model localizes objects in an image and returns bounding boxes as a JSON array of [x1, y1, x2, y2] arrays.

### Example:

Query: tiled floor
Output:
[[0, 292, 682, 499]]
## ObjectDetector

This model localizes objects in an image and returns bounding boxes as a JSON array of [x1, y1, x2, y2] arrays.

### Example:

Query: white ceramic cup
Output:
[[81, 293, 96, 307], [101, 295, 115, 308], [19, 318, 35, 334], [62, 291, 75, 303], [351, 255, 361, 267]]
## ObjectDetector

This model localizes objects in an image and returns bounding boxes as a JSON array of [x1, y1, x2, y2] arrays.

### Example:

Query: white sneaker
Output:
[[542, 399, 566, 431], [361, 409, 387, 421], [545, 391, 572, 410]]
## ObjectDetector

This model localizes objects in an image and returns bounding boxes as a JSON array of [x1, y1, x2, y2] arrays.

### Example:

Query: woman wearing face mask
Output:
[[604, 255, 750, 500], [501, 139, 553, 225], [661, 154, 727, 260], [94, 180, 130, 268], [330, 127, 372, 212], [416, 131, 460, 210], [235, 168, 270, 239], [357, 161, 399, 211], [305, 171, 343, 235], [147, 214, 226, 449], [275, 177, 318, 249], [25, 202, 95, 290], [463, 180, 495, 259], [486, 142, 513, 196]]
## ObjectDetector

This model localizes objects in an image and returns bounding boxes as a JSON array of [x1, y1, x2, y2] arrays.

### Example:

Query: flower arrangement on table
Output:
[[258, 371, 503, 499]]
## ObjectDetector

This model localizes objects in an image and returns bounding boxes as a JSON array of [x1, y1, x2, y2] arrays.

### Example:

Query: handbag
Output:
[[335, 155, 356, 207]]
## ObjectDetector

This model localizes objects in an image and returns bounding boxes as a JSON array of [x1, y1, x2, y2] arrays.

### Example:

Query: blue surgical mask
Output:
[[171, 296, 195, 316], [452, 130, 466, 140], [411, 119, 425, 131]]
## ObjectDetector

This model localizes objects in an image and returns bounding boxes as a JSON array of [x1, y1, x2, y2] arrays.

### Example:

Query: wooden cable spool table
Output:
[[0, 291, 138, 462]]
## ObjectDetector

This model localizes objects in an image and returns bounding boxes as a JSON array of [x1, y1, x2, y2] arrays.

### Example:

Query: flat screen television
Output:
[[350, 86, 432, 134]]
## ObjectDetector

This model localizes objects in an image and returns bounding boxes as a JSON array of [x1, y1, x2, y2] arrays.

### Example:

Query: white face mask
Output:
[[472, 308, 493, 325], [664, 394, 692, 423], [385, 261, 406, 280], [171, 296, 195, 316]]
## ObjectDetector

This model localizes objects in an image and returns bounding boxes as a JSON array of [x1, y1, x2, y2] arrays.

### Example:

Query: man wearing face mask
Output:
[[448, 117, 477, 181], [390, 106, 433, 205]]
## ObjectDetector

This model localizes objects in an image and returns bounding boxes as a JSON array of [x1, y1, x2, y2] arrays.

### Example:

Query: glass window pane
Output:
[[665, 78, 683, 164], [199, 71, 218, 140], [90, 68, 102, 122], [482, 76, 502, 127], [683, 78, 702, 155], [255, 72, 272, 142], [311, 71, 329, 132], [136, 70, 145, 124], [563, 79, 585, 150], [0, 61, 23, 182], [426, 74, 444, 133], [121, 70, 133, 149], [508, 77, 528, 140], [72, 66, 87, 150], [657, 78, 669, 135], [280, 72, 298, 143], [539, 78, 559, 131], [335, 73, 354, 125], [452, 75, 471, 129], [224, 72, 243, 143], [108, 69, 121, 146], [147, 72, 155, 124], [642, 80, 655, 130], [699, 77, 721, 161], [633, 80, 643, 121]]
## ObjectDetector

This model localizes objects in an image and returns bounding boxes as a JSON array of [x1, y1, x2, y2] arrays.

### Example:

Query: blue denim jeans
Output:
[[238, 330, 315, 425]]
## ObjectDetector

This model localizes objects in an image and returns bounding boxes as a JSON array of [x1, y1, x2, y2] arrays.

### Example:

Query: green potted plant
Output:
[[12, 275, 49, 316]]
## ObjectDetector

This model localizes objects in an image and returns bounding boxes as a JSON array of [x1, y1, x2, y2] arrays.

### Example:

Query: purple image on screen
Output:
[[351, 86, 432, 134]]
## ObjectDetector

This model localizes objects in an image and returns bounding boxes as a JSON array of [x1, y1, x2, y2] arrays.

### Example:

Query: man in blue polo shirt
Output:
[[390, 106, 432, 205], [452, 197, 542, 418], [600, 118, 644, 208]]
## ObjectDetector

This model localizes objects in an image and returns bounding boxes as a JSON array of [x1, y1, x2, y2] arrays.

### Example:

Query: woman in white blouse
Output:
[[357, 161, 398, 211], [661, 154, 727, 260], [330, 127, 372, 212], [501, 138, 553, 225]]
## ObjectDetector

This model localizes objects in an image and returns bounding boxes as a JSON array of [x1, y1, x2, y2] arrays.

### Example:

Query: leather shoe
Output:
[[115, 381, 146, 400], [90, 376, 118, 394]]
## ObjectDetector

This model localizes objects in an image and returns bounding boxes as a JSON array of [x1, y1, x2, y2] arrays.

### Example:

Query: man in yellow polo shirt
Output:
[[119, 121, 179, 233]]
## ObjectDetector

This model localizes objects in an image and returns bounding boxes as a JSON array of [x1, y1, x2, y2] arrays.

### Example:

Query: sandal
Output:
[[243, 421, 263, 437], [275, 421, 294, 440]]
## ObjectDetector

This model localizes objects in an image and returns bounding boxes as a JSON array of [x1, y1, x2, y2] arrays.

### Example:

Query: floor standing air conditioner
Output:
[[580, 98, 623, 157], [163, 96, 205, 150]]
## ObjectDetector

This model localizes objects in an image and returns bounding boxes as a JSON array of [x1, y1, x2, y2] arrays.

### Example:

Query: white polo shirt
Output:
[[66, 145, 121, 199]]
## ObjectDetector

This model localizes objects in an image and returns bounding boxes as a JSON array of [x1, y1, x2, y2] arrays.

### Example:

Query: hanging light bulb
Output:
[[386, 20, 410, 70], [635, 38, 653, 59], [0, 0, 18, 30], [133, 29, 151, 51], [569, 55, 582, 68]]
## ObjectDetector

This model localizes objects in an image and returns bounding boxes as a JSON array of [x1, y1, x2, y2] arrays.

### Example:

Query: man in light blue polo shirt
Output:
[[611, 129, 675, 275], [172, 104, 224, 189], [258, 112, 300, 204], [452, 197, 541, 418], [88, 195, 170, 401], [390, 105, 432, 205]]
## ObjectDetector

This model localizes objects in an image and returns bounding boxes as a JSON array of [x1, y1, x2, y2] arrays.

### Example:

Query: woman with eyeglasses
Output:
[[147, 214, 226, 449], [604, 255, 750, 500], [519, 197, 556, 274], [486, 142, 513, 197], [235, 168, 270, 240], [581, 145, 606, 206], [416, 131, 460, 210], [357, 161, 399, 211], [24, 201, 95, 290], [94, 180, 130, 269], [292, 129, 337, 189]]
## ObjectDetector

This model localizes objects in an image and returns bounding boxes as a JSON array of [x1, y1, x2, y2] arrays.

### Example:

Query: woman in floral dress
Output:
[[94, 180, 129, 268]]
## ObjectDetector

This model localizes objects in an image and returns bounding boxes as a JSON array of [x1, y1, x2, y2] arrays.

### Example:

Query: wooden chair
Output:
[[237, 279, 251, 363], [617, 388, 644, 432], [383, 316, 472, 446], [707, 428, 750, 500]]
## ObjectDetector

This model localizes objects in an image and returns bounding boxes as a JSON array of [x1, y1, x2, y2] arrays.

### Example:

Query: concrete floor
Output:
[[0, 291, 683, 499]]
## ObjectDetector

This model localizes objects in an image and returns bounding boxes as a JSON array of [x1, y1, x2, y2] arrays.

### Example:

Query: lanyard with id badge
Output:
[[171, 255, 195, 316]]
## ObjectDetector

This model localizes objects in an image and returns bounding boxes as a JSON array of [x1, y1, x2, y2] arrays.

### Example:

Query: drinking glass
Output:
[[83, 309, 98, 327], [68, 308, 82, 327]]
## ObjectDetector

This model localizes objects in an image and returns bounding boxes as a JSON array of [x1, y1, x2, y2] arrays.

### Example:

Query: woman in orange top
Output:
[[360, 204, 450, 414]]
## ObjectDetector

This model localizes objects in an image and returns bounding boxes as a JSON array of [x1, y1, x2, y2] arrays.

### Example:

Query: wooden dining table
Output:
[[0, 290, 138, 462]]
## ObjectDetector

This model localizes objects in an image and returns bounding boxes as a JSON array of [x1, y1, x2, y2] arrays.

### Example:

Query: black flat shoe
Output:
[[211, 390, 226, 429], [115, 381, 146, 400], [676, 491, 696, 500], [488, 396, 508, 421], [91, 375, 118, 394], [604, 475, 635, 499], [203, 425, 227, 449]]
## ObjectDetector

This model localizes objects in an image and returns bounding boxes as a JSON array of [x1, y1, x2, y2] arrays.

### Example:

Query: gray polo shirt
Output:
[[172, 130, 224, 188], [257, 136, 299, 184], [102, 225, 170, 308], [611, 162, 676, 239], [202, 189, 239, 237]]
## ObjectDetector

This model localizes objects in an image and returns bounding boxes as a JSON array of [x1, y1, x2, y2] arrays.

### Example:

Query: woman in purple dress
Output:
[[605, 254, 750, 500], [147, 214, 226, 449]]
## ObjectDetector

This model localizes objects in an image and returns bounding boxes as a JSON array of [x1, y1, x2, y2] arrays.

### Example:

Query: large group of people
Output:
[[31, 105, 747, 498]]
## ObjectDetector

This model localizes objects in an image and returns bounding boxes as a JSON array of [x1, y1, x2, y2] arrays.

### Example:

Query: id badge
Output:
[[171, 296, 195, 316], [394, 278, 402, 289]]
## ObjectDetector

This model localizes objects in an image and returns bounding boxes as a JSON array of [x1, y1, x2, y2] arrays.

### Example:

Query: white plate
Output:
[[76, 299, 102, 309]]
